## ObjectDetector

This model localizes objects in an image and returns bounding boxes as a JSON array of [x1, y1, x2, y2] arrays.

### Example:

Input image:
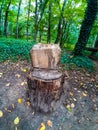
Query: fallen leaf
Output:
[[26, 101, 31, 106], [82, 92, 87, 97], [17, 98, 22, 104], [21, 82, 25, 86], [64, 71, 69, 78], [71, 103, 75, 108], [11, 104, 15, 109], [21, 68, 26, 72], [0, 73, 3, 77], [80, 82, 83, 86], [73, 98, 77, 101], [32, 112, 35, 116], [86, 73, 90, 77], [6, 83, 10, 87], [4, 107, 11, 112], [91, 78, 95, 82], [15, 74, 21, 78], [69, 92, 74, 96], [96, 85, 98, 88], [14, 117, 20, 125], [38, 123, 46, 130], [47, 120, 52, 127], [0, 110, 3, 117], [66, 105, 72, 112], [96, 120, 98, 124]]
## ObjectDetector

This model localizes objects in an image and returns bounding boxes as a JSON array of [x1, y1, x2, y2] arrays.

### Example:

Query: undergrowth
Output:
[[0, 38, 35, 62], [60, 52, 94, 72]]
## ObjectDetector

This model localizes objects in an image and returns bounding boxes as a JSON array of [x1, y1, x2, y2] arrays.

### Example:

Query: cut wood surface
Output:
[[30, 44, 61, 69], [30, 69, 62, 80]]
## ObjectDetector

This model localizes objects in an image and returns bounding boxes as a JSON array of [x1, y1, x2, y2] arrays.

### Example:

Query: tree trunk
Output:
[[0, 0, 4, 35], [27, 69, 63, 113], [34, 0, 38, 42], [38, 0, 49, 24], [73, 0, 98, 56], [26, 0, 31, 41], [60, 20, 67, 48], [16, 0, 22, 39], [47, 1, 51, 43], [55, 0, 67, 44], [4, 0, 11, 37]]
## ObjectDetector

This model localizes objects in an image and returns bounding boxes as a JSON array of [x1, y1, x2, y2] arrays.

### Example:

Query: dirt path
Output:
[[0, 61, 98, 130]]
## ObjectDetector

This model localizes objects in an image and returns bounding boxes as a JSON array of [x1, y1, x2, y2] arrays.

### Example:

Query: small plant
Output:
[[0, 38, 35, 62], [60, 52, 94, 72]]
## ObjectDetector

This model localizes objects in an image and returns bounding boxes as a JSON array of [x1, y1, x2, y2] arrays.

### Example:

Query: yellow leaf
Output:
[[82, 92, 87, 97], [0, 110, 3, 117], [6, 83, 10, 87], [17, 98, 22, 104], [69, 92, 73, 96], [73, 98, 77, 101], [0, 73, 3, 77], [26, 101, 31, 106], [80, 82, 83, 86], [96, 85, 98, 88], [39, 123, 46, 130], [21, 82, 25, 86], [21, 68, 26, 72], [47, 120, 52, 127], [14, 117, 20, 125]]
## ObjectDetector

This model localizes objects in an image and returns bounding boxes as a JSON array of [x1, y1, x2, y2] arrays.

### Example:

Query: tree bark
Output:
[[26, 0, 31, 41], [38, 0, 49, 24], [60, 20, 67, 48], [34, 0, 38, 42], [4, 0, 11, 37], [16, 0, 22, 39], [47, 1, 51, 43], [55, 0, 67, 44], [73, 0, 98, 56], [27, 70, 63, 113], [0, 0, 4, 35]]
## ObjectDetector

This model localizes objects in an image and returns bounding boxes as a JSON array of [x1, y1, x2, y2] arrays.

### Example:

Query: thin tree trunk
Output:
[[34, 0, 38, 42], [73, 0, 97, 56], [47, 1, 51, 43], [90, 36, 98, 56], [55, 0, 67, 44], [60, 20, 67, 48], [16, 0, 22, 39], [38, 0, 49, 24], [26, 0, 31, 41], [4, 0, 11, 37], [0, 0, 4, 35]]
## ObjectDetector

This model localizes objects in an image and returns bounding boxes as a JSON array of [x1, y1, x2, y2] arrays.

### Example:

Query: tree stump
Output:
[[27, 69, 63, 113], [27, 44, 64, 113]]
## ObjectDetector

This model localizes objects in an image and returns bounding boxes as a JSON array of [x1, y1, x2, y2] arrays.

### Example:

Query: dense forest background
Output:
[[0, 0, 98, 67], [0, 0, 97, 44]]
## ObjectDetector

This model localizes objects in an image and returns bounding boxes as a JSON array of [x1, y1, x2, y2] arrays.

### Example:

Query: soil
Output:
[[0, 60, 98, 130]]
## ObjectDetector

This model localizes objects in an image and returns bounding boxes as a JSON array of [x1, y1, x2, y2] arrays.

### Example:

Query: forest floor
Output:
[[0, 60, 98, 130]]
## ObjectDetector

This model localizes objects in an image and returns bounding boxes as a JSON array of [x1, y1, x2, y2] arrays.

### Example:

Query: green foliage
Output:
[[0, 38, 35, 62], [60, 52, 94, 71]]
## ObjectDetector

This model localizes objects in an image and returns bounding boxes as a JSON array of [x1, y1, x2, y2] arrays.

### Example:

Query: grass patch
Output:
[[60, 52, 94, 72], [0, 38, 35, 62]]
